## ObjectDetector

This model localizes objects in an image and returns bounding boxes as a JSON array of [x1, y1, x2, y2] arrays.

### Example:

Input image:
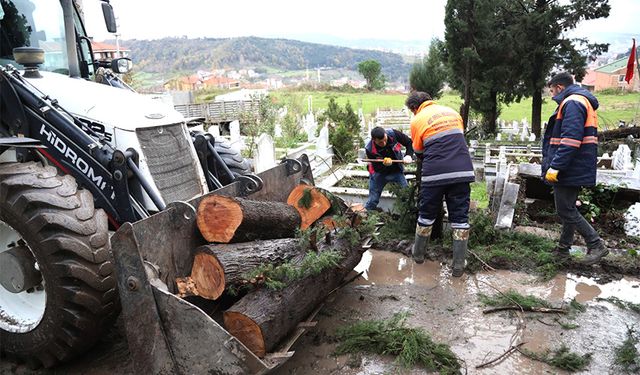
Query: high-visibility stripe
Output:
[[557, 94, 598, 129], [550, 137, 561, 145], [582, 136, 598, 144], [418, 217, 435, 226], [560, 138, 582, 147], [450, 222, 471, 229], [421, 170, 475, 182], [423, 128, 464, 147]]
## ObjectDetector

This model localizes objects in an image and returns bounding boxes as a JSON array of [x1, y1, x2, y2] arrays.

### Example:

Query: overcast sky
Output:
[[83, 0, 639, 50]]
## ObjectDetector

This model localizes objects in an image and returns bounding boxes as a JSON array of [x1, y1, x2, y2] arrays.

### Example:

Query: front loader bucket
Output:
[[111, 156, 314, 374]]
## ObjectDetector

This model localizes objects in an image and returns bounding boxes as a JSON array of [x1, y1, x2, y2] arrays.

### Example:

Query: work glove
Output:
[[383, 157, 393, 166], [403, 155, 413, 163], [545, 168, 559, 183]]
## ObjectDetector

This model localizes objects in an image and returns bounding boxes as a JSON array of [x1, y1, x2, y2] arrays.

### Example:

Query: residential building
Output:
[[580, 57, 639, 92], [90, 41, 130, 61]]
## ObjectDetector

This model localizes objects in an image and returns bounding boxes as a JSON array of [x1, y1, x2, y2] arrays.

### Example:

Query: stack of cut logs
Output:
[[175, 184, 367, 358]]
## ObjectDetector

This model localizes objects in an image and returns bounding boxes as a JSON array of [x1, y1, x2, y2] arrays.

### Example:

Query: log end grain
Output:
[[286, 185, 331, 230], [191, 252, 226, 300], [223, 311, 266, 358], [197, 195, 243, 242]]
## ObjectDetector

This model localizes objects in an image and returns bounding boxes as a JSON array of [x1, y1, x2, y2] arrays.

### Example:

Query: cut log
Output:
[[286, 185, 331, 230], [223, 237, 365, 357], [178, 239, 306, 300], [197, 195, 301, 243]]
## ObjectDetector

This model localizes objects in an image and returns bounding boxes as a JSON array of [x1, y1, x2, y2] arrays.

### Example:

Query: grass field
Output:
[[271, 90, 640, 128]]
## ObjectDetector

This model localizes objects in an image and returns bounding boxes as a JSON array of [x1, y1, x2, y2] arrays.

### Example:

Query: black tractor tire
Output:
[[213, 140, 252, 176], [0, 162, 118, 368]]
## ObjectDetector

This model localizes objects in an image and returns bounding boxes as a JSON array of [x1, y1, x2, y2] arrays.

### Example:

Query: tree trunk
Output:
[[532, 88, 543, 138], [286, 185, 332, 230], [176, 239, 306, 300], [223, 238, 364, 357], [462, 62, 472, 129], [485, 89, 498, 135], [197, 195, 301, 243]]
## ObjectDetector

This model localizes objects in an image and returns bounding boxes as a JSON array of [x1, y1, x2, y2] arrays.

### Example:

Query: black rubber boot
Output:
[[412, 224, 432, 264], [552, 245, 571, 263], [581, 240, 609, 265], [452, 229, 469, 277]]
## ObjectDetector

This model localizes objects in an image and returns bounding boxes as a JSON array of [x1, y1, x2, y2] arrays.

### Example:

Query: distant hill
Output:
[[117, 36, 411, 81]]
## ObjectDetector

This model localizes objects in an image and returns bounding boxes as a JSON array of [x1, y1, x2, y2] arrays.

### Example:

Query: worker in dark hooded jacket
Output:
[[542, 72, 607, 265]]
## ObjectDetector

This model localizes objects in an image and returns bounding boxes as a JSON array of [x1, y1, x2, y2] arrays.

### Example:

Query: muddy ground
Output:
[[2, 250, 638, 375]]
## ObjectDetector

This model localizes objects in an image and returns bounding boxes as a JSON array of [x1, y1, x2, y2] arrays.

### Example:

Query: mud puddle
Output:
[[2, 249, 637, 374], [275, 250, 640, 375]]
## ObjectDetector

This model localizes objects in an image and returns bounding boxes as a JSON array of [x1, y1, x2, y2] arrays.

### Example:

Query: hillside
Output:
[[118, 36, 411, 81]]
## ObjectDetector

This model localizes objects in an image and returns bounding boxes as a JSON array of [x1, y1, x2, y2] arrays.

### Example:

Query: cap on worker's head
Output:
[[548, 72, 574, 88], [405, 91, 432, 112], [371, 126, 386, 140]]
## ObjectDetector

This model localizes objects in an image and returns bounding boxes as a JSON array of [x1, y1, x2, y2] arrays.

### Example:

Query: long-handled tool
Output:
[[360, 158, 413, 163]]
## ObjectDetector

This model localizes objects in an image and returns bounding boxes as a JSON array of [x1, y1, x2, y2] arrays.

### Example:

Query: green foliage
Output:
[[335, 313, 461, 374], [296, 225, 328, 250], [298, 188, 313, 209], [470, 182, 489, 209], [357, 60, 386, 91], [376, 183, 420, 242], [319, 98, 361, 163], [466, 211, 558, 280], [238, 94, 278, 157], [596, 297, 640, 314], [578, 183, 619, 222], [615, 327, 640, 373], [122, 36, 410, 81], [242, 250, 343, 291], [569, 298, 587, 313], [478, 290, 552, 309], [409, 39, 447, 99], [521, 345, 592, 372]]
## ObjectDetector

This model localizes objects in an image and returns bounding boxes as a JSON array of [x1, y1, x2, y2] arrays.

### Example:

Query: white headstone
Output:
[[230, 120, 240, 141], [208, 125, 220, 138], [496, 133, 502, 141], [229, 120, 242, 152], [303, 113, 317, 142], [612, 144, 633, 170], [512, 121, 518, 130], [274, 123, 283, 138], [254, 133, 276, 173], [470, 140, 479, 148], [528, 134, 536, 142]]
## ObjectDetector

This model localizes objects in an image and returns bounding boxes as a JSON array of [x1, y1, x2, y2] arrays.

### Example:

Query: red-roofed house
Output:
[[202, 76, 240, 89], [164, 75, 203, 91], [91, 41, 130, 61]]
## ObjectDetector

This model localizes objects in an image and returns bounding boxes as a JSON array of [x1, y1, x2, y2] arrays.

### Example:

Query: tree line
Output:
[[408, 0, 611, 138]]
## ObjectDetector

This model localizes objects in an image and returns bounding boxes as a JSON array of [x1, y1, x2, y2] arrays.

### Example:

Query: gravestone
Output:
[[274, 123, 283, 138], [229, 120, 242, 152], [528, 134, 536, 142], [303, 113, 317, 142], [208, 125, 220, 138], [254, 133, 276, 173], [612, 144, 633, 170], [496, 133, 502, 142]]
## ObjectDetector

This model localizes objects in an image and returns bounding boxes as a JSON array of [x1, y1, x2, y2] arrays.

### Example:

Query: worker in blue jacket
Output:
[[364, 127, 414, 211], [542, 72, 607, 265]]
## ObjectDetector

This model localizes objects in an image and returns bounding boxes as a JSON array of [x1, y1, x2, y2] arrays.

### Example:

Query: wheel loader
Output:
[[0, 1, 315, 373]]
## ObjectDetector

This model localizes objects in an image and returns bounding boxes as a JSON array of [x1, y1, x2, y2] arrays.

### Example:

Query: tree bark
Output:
[[178, 239, 306, 300], [286, 185, 332, 230], [197, 195, 301, 243], [223, 238, 364, 357], [532, 88, 543, 138]]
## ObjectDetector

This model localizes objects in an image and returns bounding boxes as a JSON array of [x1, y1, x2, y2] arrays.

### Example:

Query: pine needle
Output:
[[335, 313, 461, 374]]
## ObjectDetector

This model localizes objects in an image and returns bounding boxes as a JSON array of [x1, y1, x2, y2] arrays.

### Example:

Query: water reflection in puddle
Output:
[[354, 250, 440, 287]]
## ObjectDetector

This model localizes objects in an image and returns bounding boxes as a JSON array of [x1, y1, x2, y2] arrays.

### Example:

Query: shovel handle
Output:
[[361, 158, 410, 163]]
